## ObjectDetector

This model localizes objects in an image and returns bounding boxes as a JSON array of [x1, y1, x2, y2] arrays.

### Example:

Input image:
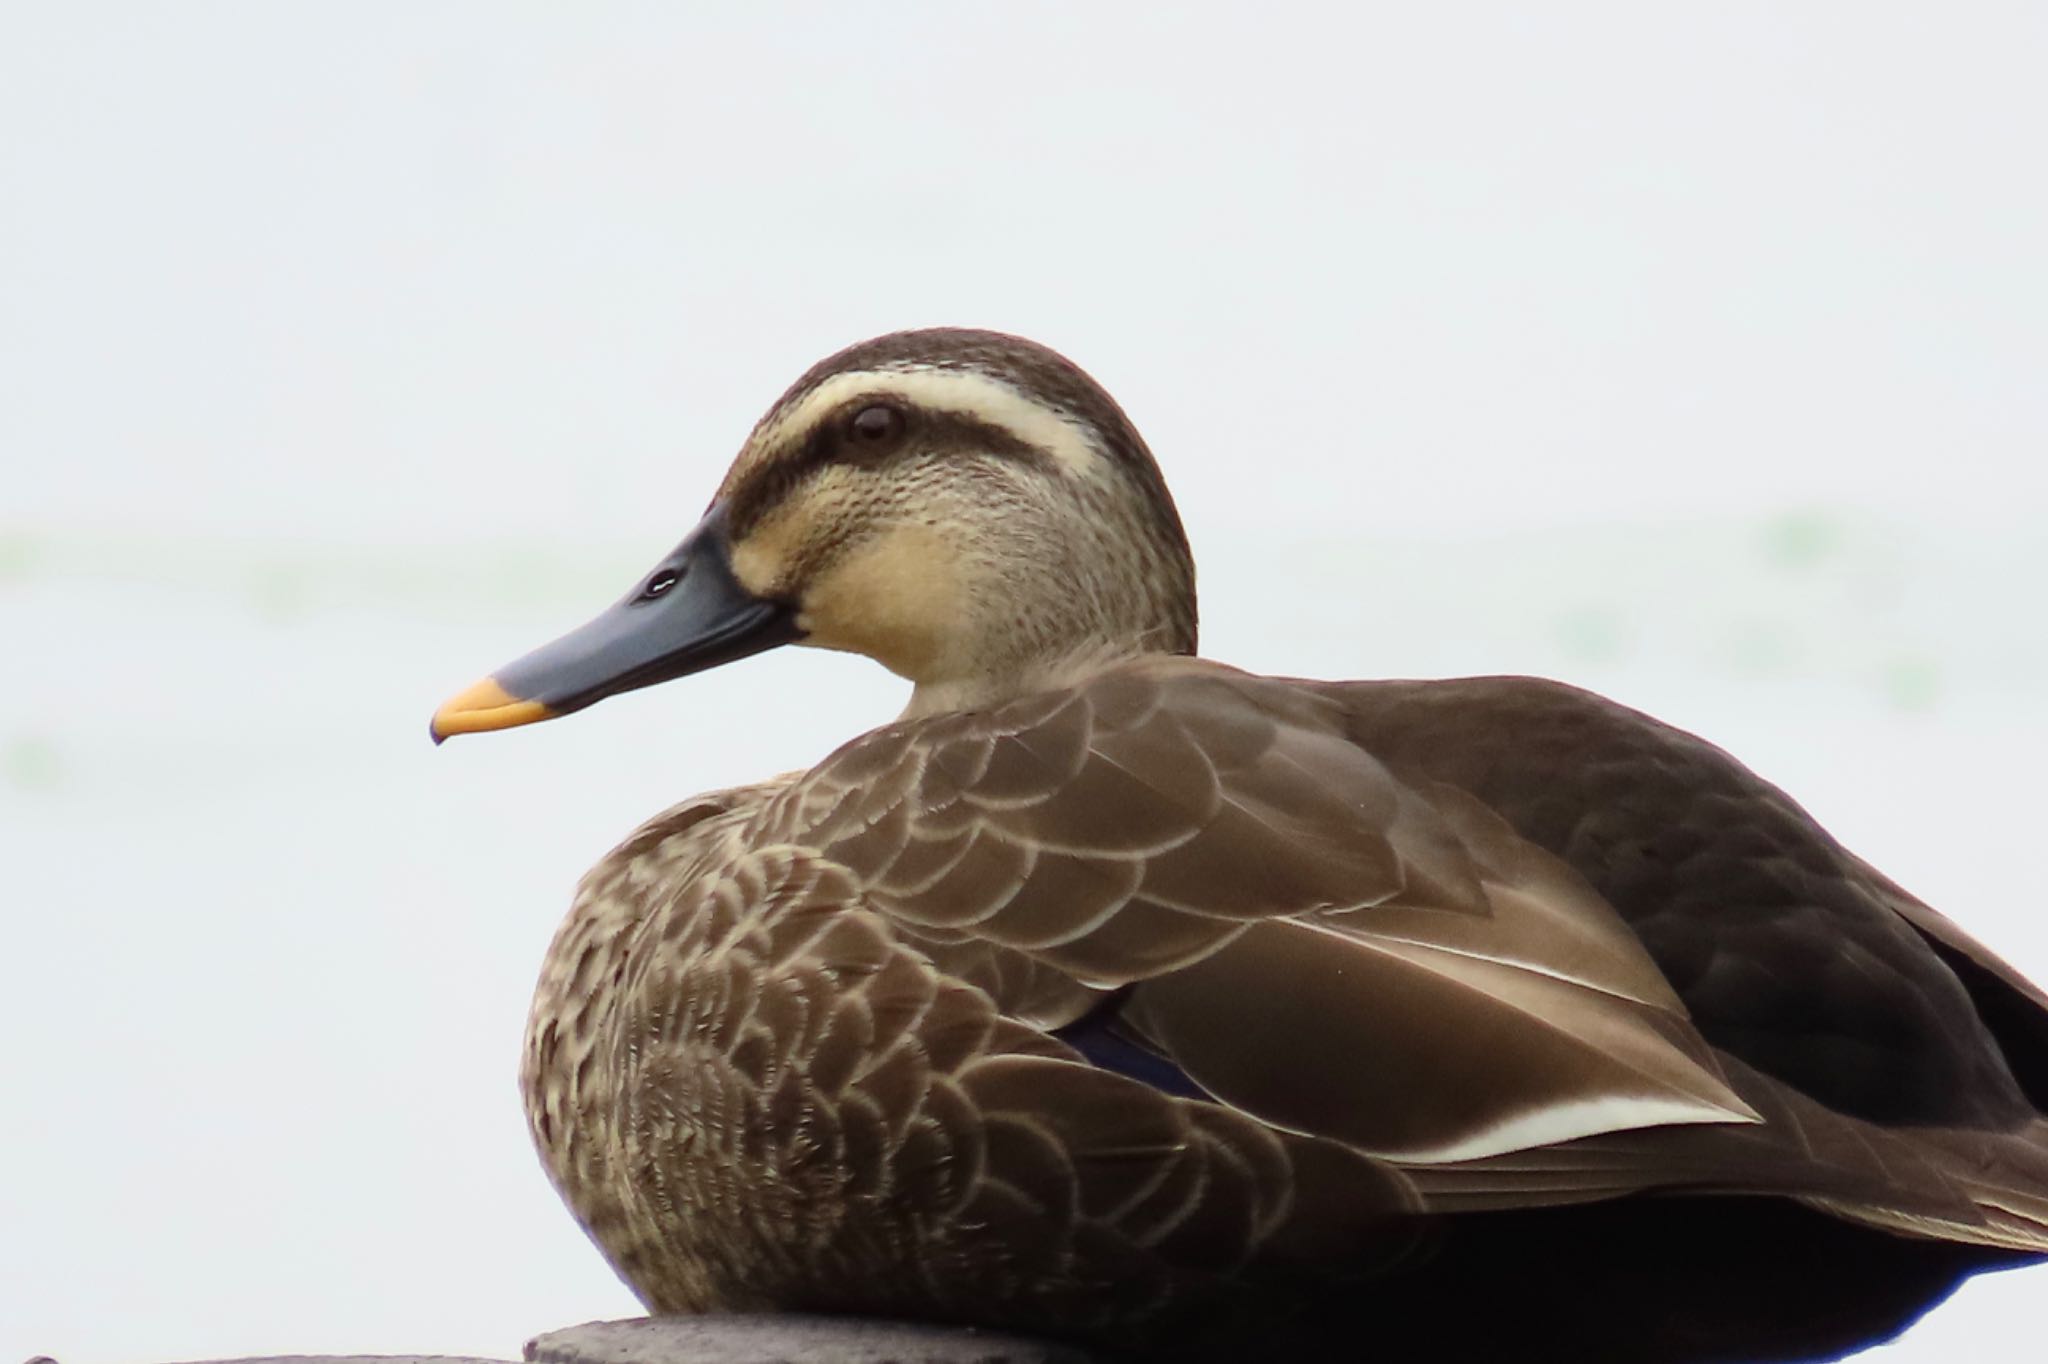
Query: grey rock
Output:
[[142, 1357, 514, 1364], [80, 1357, 512, 1364], [28, 1315, 1112, 1364], [524, 1316, 1116, 1364]]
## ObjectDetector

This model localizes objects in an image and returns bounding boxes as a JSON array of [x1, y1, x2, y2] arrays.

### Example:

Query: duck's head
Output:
[[430, 328, 1196, 740]]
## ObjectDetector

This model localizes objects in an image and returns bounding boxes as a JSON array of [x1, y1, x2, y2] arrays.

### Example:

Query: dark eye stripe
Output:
[[723, 397, 1057, 539]]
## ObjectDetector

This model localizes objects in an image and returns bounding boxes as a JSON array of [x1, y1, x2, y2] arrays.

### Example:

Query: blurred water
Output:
[[3, 517, 2042, 1360]]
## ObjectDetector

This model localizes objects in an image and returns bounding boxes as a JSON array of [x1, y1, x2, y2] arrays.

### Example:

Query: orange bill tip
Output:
[[429, 676, 557, 744]]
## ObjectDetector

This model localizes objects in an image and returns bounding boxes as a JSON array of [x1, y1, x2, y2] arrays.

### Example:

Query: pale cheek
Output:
[[800, 528, 970, 680], [728, 537, 788, 600]]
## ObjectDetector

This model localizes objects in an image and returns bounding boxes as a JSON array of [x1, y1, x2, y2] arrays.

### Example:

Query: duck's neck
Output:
[[901, 637, 1164, 719], [894, 509, 1200, 719]]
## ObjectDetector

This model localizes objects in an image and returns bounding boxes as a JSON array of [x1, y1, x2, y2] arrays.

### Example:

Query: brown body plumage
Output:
[[436, 329, 2048, 1362]]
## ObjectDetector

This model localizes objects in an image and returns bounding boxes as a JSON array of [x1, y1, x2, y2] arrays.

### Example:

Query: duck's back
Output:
[[1321, 674, 2048, 1131]]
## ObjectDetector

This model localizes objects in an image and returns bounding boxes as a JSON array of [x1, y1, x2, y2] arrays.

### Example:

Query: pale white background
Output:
[[3, 4, 2045, 1360]]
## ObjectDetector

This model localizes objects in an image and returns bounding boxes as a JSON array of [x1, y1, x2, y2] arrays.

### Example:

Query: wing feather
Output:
[[761, 656, 2048, 1248]]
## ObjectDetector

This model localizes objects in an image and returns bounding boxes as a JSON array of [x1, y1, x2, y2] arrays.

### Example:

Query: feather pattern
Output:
[[521, 657, 2048, 1359]]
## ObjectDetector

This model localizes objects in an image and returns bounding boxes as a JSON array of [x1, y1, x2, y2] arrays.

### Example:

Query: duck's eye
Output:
[[846, 404, 905, 447]]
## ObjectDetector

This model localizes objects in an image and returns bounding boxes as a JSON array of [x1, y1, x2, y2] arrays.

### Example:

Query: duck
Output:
[[431, 328, 2048, 1363]]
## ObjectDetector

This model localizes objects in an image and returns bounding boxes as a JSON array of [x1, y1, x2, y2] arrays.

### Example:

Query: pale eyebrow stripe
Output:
[[752, 366, 1106, 476]]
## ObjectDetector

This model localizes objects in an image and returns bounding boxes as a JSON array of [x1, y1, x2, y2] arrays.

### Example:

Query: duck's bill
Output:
[[429, 505, 802, 743]]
